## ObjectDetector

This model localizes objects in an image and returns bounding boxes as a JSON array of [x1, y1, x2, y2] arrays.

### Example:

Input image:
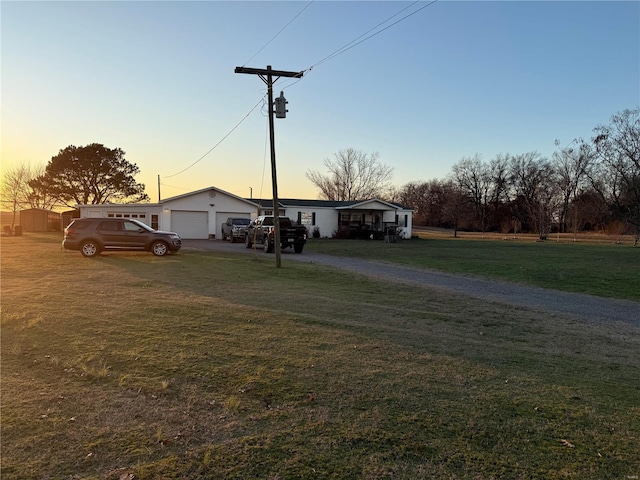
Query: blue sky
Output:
[[2, 1, 639, 201]]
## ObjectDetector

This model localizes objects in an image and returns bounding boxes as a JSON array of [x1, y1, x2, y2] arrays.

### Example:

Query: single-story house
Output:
[[76, 186, 412, 240], [19, 208, 61, 232]]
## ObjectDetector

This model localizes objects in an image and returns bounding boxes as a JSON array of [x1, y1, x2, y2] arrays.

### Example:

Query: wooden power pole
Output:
[[234, 65, 304, 268]]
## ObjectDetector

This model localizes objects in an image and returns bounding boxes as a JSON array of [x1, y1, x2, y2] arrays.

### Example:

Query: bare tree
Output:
[[306, 148, 393, 201], [0, 163, 56, 228], [553, 140, 592, 233], [586, 108, 640, 245], [1, 164, 30, 229], [393, 181, 430, 224], [441, 182, 470, 238], [509, 152, 559, 239], [451, 154, 492, 235]]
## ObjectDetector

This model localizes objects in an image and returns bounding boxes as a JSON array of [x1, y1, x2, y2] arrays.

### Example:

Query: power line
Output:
[[163, 95, 265, 179], [241, 1, 314, 67], [281, 0, 439, 91]]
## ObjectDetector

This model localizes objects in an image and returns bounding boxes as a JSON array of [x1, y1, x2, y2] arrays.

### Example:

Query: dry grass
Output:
[[2, 233, 639, 479]]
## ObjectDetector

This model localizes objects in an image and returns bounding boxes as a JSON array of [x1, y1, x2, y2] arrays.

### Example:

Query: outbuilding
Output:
[[19, 208, 61, 232]]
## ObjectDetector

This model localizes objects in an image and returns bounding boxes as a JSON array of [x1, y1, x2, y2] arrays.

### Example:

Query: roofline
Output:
[[75, 203, 161, 208], [248, 198, 412, 211], [161, 186, 260, 207]]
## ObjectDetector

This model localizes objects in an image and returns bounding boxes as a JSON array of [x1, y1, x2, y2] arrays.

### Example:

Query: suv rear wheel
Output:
[[151, 241, 169, 256], [80, 240, 101, 257]]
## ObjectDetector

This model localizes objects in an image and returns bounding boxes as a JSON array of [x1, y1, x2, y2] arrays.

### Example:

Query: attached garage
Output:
[[171, 211, 208, 239]]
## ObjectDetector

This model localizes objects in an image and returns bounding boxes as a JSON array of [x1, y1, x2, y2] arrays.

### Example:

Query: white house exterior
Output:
[[259, 198, 413, 240], [76, 186, 413, 240]]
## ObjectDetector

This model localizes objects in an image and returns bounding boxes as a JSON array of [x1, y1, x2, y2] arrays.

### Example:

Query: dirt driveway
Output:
[[182, 239, 640, 328]]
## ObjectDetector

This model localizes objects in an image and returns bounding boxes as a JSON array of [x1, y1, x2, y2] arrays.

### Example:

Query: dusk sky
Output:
[[2, 1, 639, 202]]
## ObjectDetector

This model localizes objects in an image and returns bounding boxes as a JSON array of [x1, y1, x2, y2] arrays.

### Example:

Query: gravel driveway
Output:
[[182, 240, 640, 327]]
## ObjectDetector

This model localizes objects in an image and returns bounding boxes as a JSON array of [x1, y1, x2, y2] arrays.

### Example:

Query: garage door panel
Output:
[[171, 211, 208, 239]]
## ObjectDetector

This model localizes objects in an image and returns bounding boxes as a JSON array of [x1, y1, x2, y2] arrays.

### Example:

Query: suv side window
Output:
[[97, 221, 119, 231], [123, 221, 141, 232], [70, 219, 92, 230]]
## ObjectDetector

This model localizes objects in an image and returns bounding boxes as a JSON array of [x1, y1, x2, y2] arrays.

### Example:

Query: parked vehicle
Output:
[[63, 218, 182, 257], [245, 216, 307, 253], [221, 217, 251, 243]]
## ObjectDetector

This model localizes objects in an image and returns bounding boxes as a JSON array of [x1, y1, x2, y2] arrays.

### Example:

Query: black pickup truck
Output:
[[245, 216, 307, 253]]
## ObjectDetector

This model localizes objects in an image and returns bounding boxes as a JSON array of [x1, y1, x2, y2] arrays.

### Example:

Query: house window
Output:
[[108, 212, 147, 220], [299, 212, 313, 226], [151, 214, 159, 230]]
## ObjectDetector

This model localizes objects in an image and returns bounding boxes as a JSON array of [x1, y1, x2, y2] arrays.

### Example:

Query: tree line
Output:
[[389, 108, 639, 244]]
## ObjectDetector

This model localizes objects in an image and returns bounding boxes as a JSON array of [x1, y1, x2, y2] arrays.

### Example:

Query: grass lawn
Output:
[[306, 237, 640, 301], [2, 233, 639, 479]]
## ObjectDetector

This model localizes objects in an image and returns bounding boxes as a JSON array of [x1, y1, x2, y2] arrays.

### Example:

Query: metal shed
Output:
[[19, 208, 61, 232]]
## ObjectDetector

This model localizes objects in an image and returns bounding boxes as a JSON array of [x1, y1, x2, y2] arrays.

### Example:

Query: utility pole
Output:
[[235, 65, 304, 268]]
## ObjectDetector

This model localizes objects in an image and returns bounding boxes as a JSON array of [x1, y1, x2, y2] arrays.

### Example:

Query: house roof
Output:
[[249, 198, 412, 211]]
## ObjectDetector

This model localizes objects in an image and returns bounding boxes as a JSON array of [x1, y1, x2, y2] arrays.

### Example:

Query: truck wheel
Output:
[[263, 235, 273, 253], [294, 244, 304, 254], [245, 234, 253, 248]]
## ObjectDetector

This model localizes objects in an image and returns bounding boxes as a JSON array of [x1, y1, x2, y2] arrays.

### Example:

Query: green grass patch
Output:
[[2, 233, 639, 479], [306, 238, 640, 301]]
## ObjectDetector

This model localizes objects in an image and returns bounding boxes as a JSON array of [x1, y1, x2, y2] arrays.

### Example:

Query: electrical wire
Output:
[[241, 0, 314, 67], [159, 182, 194, 192], [280, 0, 439, 91], [163, 95, 265, 179]]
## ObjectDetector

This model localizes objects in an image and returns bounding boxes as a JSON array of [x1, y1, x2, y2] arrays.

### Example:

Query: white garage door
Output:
[[171, 211, 209, 239]]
